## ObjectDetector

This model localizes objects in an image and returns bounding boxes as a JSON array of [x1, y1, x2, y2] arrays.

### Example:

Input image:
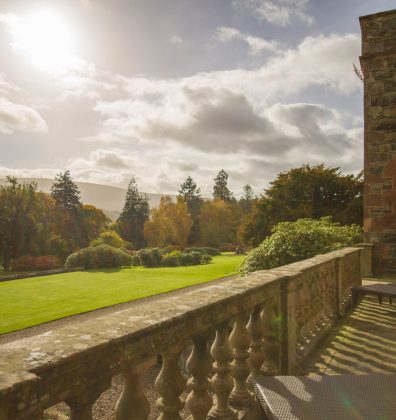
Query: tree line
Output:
[[0, 164, 363, 271]]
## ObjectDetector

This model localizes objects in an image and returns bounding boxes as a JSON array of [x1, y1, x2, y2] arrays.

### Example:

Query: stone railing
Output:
[[0, 247, 362, 419]]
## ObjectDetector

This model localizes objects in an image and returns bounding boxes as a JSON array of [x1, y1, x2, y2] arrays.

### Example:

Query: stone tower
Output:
[[360, 9, 396, 274]]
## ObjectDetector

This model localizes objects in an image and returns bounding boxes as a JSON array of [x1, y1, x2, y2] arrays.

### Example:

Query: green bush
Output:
[[240, 217, 361, 275], [184, 247, 221, 256], [91, 230, 125, 248], [200, 253, 213, 264], [137, 248, 162, 267], [65, 245, 131, 269], [162, 250, 182, 267]]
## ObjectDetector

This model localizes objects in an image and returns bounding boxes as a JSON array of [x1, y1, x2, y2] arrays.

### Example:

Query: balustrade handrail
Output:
[[0, 246, 364, 419]]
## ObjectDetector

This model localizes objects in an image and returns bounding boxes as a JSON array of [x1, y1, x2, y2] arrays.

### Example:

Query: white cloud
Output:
[[171, 35, 183, 46], [235, 0, 314, 26], [0, 97, 47, 134], [216, 27, 278, 55]]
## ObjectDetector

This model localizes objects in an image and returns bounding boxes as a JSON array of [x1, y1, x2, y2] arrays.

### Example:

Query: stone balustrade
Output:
[[0, 247, 363, 419]]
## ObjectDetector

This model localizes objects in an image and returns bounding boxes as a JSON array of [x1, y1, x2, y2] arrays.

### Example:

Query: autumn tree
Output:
[[178, 176, 203, 244], [117, 178, 150, 248], [144, 196, 192, 247], [199, 199, 235, 248], [213, 169, 234, 202], [0, 177, 38, 270], [81, 204, 110, 244], [242, 164, 363, 246]]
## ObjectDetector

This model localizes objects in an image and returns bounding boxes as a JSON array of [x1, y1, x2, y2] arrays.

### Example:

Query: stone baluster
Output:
[[186, 335, 213, 420], [116, 360, 152, 420], [67, 383, 108, 420], [247, 305, 265, 378], [229, 313, 253, 409], [208, 322, 237, 419], [155, 349, 187, 420], [262, 301, 280, 375]]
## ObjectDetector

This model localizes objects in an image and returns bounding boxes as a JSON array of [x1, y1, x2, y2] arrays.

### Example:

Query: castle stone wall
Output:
[[360, 9, 396, 274]]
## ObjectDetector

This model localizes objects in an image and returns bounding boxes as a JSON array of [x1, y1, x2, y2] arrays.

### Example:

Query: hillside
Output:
[[0, 178, 171, 220]]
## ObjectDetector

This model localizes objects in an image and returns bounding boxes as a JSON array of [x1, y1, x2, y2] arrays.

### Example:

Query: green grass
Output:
[[0, 254, 244, 334]]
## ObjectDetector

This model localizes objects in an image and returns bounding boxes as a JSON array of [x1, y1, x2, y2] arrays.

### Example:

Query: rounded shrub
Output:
[[200, 253, 213, 264], [162, 250, 182, 267], [136, 248, 162, 267], [240, 217, 361, 275], [184, 247, 220, 256], [65, 245, 131, 269]]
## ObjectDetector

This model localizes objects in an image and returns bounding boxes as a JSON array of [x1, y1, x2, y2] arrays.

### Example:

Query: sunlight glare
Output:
[[9, 11, 77, 72]]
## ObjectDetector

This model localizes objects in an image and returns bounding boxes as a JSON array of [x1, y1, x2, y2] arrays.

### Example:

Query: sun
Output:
[[8, 11, 77, 72]]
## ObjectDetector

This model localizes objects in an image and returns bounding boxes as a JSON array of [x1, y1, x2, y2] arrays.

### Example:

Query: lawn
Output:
[[0, 254, 244, 334]]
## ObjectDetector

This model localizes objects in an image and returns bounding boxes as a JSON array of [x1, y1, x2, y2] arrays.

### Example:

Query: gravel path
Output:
[[0, 274, 236, 344]]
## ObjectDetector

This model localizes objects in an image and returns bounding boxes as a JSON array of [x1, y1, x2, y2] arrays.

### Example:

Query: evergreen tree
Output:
[[50, 171, 86, 248], [239, 184, 254, 213], [178, 176, 203, 243], [50, 171, 81, 210], [213, 169, 233, 202], [117, 178, 150, 248]]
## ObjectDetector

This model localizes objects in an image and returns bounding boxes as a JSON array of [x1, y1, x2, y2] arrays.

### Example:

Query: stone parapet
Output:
[[0, 248, 361, 419]]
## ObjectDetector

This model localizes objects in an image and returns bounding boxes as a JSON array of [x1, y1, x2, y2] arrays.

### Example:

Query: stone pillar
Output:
[[360, 9, 396, 275]]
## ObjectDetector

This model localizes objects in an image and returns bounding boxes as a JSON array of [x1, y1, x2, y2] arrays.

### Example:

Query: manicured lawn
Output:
[[0, 254, 244, 334]]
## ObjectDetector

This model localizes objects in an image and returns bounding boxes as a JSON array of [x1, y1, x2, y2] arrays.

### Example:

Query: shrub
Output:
[[136, 248, 162, 267], [130, 253, 141, 266], [200, 253, 213, 264], [184, 247, 221, 256], [65, 245, 131, 269], [162, 250, 182, 267], [10, 255, 62, 271], [240, 217, 361, 275], [91, 230, 125, 248]]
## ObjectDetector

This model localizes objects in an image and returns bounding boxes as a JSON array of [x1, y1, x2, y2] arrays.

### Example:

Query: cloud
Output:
[[171, 35, 183, 46], [216, 27, 278, 55], [0, 97, 48, 134], [235, 0, 314, 26]]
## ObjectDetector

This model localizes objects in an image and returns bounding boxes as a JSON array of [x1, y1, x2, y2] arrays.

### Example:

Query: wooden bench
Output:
[[351, 283, 396, 306]]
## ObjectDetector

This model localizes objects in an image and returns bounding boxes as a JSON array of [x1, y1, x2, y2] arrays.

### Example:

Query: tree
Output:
[[81, 204, 110, 244], [117, 178, 150, 248], [241, 164, 363, 246], [178, 176, 203, 243], [213, 169, 234, 202], [239, 184, 255, 213], [144, 196, 192, 247], [199, 199, 235, 248], [0, 177, 38, 270], [50, 170, 81, 210], [50, 171, 86, 248]]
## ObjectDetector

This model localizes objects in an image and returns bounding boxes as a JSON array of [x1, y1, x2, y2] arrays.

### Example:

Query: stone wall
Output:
[[0, 247, 362, 420], [360, 9, 396, 274]]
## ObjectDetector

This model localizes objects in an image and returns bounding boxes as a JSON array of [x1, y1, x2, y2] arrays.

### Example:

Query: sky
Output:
[[0, 0, 394, 196]]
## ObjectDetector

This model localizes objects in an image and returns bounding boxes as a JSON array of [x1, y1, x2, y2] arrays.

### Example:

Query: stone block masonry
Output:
[[360, 9, 396, 274]]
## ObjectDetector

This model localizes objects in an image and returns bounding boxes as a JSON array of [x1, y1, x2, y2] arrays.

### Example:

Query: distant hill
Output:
[[0, 178, 173, 220]]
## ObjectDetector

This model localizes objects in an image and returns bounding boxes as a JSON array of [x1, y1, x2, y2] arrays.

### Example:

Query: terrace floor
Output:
[[304, 277, 396, 375]]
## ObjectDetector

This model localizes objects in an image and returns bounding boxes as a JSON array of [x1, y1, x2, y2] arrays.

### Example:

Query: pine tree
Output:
[[213, 169, 233, 202], [50, 171, 81, 210], [239, 184, 254, 213], [117, 178, 150, 248], [178, 176, 203, 244], [50, 171, 85, 247]]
